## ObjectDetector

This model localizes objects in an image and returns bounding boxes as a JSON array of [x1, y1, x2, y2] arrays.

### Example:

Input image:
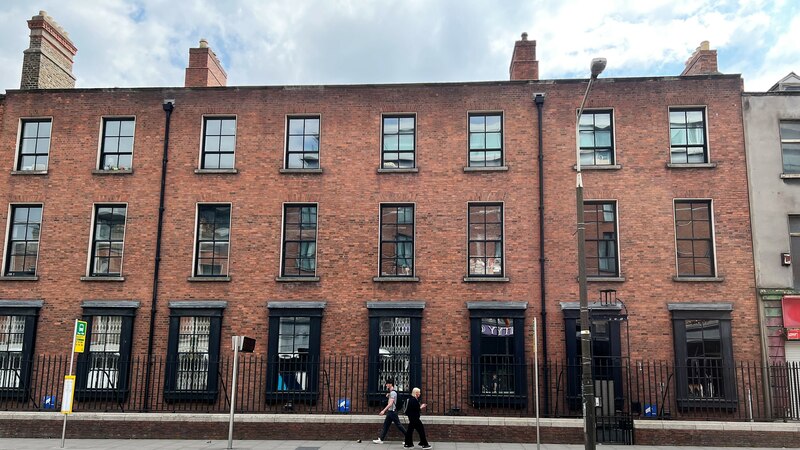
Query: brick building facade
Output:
[[0, 12, 766, 435]]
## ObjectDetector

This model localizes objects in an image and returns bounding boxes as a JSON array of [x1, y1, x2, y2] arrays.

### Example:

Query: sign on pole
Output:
[[74, 320, 87, 353], [61, 375, 76, 415]]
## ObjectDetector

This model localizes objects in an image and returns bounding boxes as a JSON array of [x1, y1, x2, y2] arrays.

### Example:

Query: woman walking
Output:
[[403, 387, 432, 449]]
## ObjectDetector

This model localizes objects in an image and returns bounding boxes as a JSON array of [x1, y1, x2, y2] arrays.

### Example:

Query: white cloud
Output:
[[0, 0, 795, 92]]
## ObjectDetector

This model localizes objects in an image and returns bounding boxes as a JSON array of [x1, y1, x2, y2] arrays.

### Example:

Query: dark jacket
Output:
[[405, 395, 422, 420]]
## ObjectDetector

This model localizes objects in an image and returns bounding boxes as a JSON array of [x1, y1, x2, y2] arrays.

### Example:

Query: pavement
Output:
[[0, 440, 795, 450]]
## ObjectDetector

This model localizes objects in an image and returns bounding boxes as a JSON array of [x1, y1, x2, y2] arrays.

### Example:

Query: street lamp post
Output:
[[575, 57, 606, 450]]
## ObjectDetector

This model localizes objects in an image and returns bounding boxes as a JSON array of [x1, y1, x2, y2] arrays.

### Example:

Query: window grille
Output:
[[0, 316, 25, 388], [378, 317, 411, 392], [87, 316, 122, 389], [176, 317, 210, 391]]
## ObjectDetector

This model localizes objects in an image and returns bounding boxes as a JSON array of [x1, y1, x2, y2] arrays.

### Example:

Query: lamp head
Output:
[[590, 58, 607, 78]]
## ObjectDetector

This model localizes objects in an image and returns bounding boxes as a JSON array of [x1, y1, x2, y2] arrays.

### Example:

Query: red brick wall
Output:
[[540, 75, 759, 364], [0, 74, 760, 405], [0, 417, 796, 447]]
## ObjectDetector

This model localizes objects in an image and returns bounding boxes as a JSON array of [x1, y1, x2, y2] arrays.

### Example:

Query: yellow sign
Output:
[[61, 375, 75, 414], [74, 320, 87, 353]]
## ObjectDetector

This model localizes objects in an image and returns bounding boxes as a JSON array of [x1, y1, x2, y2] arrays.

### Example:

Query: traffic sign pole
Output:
[[61, 319, 86, 448]]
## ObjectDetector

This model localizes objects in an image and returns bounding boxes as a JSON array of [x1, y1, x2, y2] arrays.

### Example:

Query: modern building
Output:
[[743, 71, 800, 419], [0, 11, 774, 443]]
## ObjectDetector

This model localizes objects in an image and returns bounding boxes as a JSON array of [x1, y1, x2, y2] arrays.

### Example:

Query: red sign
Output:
[[787, 329, 800, 341], [782, 296, 800, 328]]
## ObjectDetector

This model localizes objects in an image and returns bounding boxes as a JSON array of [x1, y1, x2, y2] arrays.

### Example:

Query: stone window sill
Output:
[[280, 168, 323, 174], [573, 164, 622, 171], [672, 276, 725, 282], [194, 168, 238, 174], [463, 166, 509, 172], [11, 170, 47, 175], [0, 275, 38, 281], [587, 276, 626, 282], [275, 276, 320, 282], [93, 169, 133, 175], [377, 168, 419, 173], [666, 163, 717, 169], [373, 276, 420, 282], [188, 276, 232, 282], [80, 276, 125, 282], [463, 276, 510, 282]]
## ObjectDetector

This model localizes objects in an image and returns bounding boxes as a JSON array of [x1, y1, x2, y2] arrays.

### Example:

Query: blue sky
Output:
[[0, 0, 797, 93]]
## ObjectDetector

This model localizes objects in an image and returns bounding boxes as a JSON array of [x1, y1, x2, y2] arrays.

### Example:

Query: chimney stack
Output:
[[509, 33, 539, 81], [20, 11, 77, 89], [681, 41, 720, 76], [185, 39, 227, 87]]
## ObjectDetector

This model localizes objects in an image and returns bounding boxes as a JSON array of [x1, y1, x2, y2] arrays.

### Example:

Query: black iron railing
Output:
[[0, 355, 798, 422]]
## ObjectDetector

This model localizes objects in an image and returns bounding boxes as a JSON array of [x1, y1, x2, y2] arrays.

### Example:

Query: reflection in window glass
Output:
[[684, 319, 724, 399], [674, 200, 714, 277], [469, 113, 503, 167], [277, 316, 311, 391], [195, 205, 230, 276], [670, 108, 707, 164], [584, 202, 618, 277], [17, 119, 51, 171], [5, 205, 42, 277], [468, 204, 503, 276], [287, 117, 320, 169], [380, 205, 414, 276], [781, 121, 800, 173], [91, 205, 127, 276], [282, 205, 317, 277], [202, 117, 236, 169], [100, 118, 135, 170], [382, 116, 415, 169], [579, 111, 613, 166]]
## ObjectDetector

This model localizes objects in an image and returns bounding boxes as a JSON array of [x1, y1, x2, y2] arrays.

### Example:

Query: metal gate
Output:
[[595, 379, 634, 444], [593, 291, 634, 445]]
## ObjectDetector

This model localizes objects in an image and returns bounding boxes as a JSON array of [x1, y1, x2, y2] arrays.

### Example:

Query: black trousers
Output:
[[404, 416, 429, 446], [379, 410, 406, 440]]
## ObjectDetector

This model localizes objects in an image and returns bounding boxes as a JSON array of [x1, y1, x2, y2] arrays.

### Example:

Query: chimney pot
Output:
[[199, 38, 209, 48], [521, 32, 528, 40]]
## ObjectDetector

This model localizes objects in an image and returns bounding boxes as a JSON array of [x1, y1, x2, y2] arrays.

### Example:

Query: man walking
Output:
[[403, 387, 432, 449], [373, 378, 406, 444]]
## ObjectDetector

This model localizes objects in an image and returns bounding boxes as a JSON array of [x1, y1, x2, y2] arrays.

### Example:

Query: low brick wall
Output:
[[0, 413, 797, 447]]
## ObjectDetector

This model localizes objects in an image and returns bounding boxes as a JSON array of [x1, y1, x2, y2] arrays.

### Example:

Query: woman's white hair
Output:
[[412, 387, 421, 395]]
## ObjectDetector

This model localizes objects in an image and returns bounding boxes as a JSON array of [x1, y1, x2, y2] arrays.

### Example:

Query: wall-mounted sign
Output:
[[481, 324, 514, 336], [782, 296, 800, 328], [74, 320, 87, 353], [787, 328, 800, 341]]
